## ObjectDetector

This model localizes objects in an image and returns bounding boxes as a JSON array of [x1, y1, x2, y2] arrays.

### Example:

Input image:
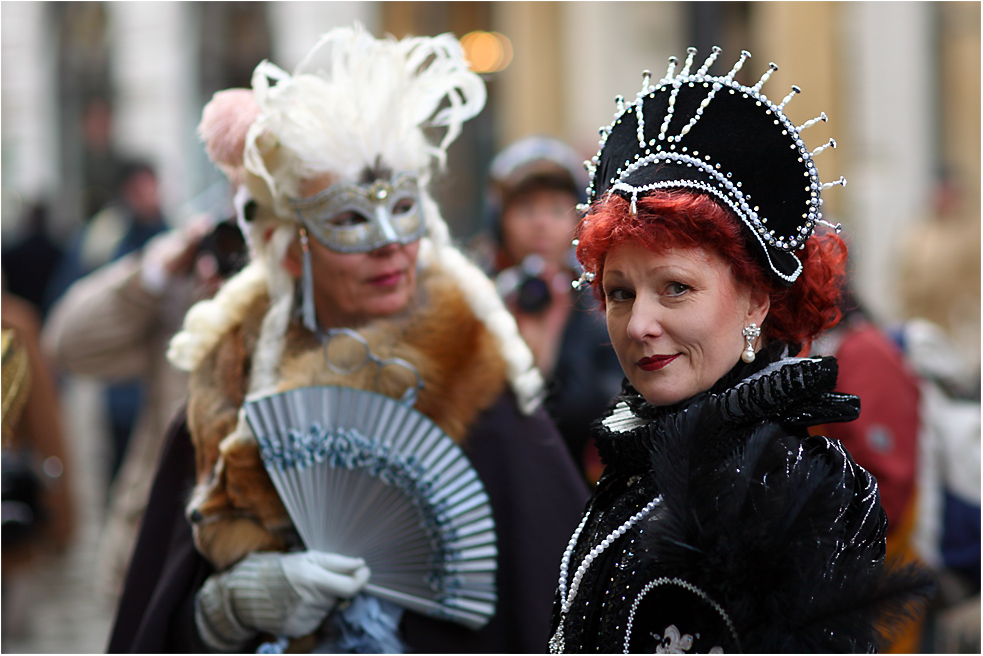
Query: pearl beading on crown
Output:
[[583, 47, 846, 285]]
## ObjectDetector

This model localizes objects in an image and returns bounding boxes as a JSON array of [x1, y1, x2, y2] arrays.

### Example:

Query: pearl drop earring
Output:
[[741, 323, 761, 363]]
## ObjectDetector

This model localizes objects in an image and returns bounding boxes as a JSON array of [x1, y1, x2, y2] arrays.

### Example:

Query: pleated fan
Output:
[[243, 385, 498, 630]]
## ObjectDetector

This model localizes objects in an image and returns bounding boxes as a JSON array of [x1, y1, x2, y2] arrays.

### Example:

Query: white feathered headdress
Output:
[[168, 25, 543, 413], [243, 25, 485, 222]]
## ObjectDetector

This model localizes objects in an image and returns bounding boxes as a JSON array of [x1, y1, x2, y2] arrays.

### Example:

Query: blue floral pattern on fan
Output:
[[244, 385, 498, 631], [257, 424, 460, 590]]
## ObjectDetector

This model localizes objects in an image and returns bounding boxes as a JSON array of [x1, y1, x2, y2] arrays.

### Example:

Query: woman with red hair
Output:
[[548, 47, 932, 654]]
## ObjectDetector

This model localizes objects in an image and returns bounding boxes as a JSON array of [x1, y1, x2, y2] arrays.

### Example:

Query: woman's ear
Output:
[[747, 286, 771, 326], [281, 238, 302, 278]]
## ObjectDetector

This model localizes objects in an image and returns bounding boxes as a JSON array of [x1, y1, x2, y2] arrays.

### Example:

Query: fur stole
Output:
[[185, 262, 508, 570]]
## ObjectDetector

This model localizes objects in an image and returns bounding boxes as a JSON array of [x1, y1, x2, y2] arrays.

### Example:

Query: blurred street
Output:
[[2, 380, 118, 653]]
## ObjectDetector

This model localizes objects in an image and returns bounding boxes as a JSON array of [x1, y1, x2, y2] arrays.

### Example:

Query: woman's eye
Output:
[[606, 288, 633, 302], [665, 282, 689, 296], [329, 211, 368, 227], [393, 198, 415, 215]]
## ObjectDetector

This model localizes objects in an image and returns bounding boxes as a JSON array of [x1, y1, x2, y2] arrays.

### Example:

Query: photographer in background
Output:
[[479, 137, 623, 483], [45, 161, 169, 484], [42, 214, 247, 603]]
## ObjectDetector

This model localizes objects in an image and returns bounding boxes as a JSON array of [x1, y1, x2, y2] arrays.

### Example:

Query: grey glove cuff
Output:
[[195, 553, 302, 652]]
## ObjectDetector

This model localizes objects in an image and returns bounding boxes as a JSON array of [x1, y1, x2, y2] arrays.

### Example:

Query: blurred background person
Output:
[[898, 169, 981, 379], [78, 97, 124, 223], [477, 136, 623, 484], [813, 275, 981, 653], [46, 160, 169, 305], [42, 213, 248, 604], [810, 285, 926, 652], [1, 201, 65, 320], [891, 317, 981, 654], [2, 286, 75, 644], [44, 160, 170, 487], [894, 167, 981, 653]]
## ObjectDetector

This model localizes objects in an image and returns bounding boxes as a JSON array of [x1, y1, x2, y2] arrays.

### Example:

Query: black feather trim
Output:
[[636, 403, 934, 653]]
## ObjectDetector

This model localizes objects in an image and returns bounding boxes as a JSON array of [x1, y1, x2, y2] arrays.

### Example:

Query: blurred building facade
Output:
[[2, 1, 979, 353]]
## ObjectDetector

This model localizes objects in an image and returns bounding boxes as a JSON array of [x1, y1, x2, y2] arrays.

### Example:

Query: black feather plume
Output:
[[639, 399, 934, 653]]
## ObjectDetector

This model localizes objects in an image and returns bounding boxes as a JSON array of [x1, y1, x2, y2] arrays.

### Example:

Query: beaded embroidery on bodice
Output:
[[550, 472, 663, 654]]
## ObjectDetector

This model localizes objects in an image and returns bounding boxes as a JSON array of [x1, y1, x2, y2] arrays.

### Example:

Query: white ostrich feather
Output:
[[243, 24, 485, 218]]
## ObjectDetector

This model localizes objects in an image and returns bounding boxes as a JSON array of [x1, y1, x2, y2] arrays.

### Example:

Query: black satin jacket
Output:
[[548, 344, 904, 653]]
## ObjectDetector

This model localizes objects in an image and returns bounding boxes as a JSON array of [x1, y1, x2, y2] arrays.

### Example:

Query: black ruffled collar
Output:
[[593, 342, 858, 471]]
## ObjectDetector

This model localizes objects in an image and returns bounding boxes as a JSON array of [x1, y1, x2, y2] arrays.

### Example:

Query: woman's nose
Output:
[[626, 297, 664, 342], [370, 241, 401, 257]]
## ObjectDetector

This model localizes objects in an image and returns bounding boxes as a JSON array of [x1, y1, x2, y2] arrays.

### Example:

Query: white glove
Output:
[[195, 550, 371, 651]]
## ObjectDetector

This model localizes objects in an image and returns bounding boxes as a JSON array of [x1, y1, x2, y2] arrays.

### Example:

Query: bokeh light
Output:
[[461, 30, 513, 74]]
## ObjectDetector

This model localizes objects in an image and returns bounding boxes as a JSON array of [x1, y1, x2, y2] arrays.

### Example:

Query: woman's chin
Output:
[[633, 378, 694, 407], [364, 290, 415, 319]]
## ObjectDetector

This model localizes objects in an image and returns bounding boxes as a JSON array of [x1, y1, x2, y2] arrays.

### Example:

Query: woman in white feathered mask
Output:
[[108, 25, 588, 654]]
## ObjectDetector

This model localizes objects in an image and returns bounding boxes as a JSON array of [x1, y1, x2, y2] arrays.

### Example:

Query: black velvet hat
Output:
[[582, 47, 845, 286]]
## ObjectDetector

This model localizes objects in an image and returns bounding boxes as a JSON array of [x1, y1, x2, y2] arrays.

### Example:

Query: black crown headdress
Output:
[[581, 47, 845, 286]]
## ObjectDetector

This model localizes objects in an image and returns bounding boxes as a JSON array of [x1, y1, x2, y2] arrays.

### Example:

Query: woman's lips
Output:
[[637, 354, 679, 371], [369, 270, 403, 287]]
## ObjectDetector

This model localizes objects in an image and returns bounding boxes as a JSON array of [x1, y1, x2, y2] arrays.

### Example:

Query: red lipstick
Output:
[[369, 270, 403, 287], [637, 354, 679, 371]]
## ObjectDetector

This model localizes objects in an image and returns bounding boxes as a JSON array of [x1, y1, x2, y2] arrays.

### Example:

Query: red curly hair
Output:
[[575, 190, 847, 352]]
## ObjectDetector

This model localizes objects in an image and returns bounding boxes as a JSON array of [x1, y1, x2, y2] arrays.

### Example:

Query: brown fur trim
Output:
[[186, 263, 508, 569], [187, 288, 268, 480]]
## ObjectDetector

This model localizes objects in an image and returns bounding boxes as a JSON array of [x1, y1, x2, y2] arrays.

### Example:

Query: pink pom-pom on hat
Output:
[[198, 88, 261, 184]]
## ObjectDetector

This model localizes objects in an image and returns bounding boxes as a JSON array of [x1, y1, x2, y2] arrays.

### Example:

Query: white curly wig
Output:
[[168, 24, 543, 412]]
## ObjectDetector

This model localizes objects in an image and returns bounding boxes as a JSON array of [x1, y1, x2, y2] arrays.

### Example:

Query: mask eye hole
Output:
[[329, 211, 368, 227], [392, 198, 415, 215]]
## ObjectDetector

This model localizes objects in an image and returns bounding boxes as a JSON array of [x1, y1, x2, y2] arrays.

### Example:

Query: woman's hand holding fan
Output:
[[195, 550, 371, 649]]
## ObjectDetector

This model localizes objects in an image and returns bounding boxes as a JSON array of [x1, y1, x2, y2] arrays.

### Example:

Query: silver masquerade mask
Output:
[[289, 172, 425, 254]]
